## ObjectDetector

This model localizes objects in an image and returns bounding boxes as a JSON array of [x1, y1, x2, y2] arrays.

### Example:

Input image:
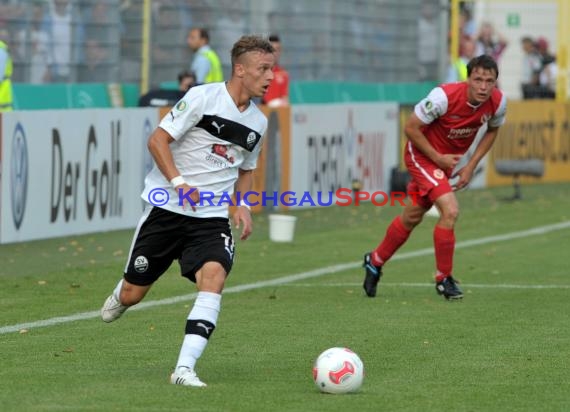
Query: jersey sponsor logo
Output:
[[447, 127, 477, 139], [210, 144, 235, 164], [134, 255, 149, 273], [433, 169, 445, 179], [205, 154, 228, 168]]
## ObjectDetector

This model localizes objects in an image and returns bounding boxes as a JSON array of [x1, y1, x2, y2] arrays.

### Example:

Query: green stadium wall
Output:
[[12, 82, 438, 110]]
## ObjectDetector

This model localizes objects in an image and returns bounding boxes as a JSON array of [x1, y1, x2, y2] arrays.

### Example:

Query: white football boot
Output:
[[170, 367, 207, 387], [101, 294, 128, 323]]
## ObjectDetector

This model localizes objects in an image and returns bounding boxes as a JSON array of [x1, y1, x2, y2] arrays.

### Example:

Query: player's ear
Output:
[[234, 62, 246, 78]]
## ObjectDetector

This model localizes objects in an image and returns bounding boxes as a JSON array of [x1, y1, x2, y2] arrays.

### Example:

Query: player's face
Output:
[[187, 29, 202, 51], [467, 67, 498, 104], [240, 51, 275, 98]]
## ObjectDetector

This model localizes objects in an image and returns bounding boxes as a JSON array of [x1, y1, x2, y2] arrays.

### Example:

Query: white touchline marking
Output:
[[1, 221, 569, 335], [281, 283, 570, 290]]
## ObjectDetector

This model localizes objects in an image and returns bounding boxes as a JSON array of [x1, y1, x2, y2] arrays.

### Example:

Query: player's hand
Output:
[[452, 166, 474, 191], [175, 183, 200, 212], [233, 206, 253, 240], [435, 154, 462, 171]]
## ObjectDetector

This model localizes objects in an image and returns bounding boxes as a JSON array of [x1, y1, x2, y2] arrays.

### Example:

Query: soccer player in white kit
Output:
[[100, 35, 275, 387]]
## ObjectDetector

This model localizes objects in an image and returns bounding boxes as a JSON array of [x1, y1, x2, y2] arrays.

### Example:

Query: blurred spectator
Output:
[[0, 28, 13, 111], [215, 0, 245, 73], [177, 70, 196, 92], [538, 61, 557, 99], [459, 5, 476, 38], [446, 36, 476, 83], [346, 0, 372, 81], [536, 37, 556, 99], [17, 3, 52, 84], [417, 1, 438, 81], [187, 27, 223, 84], [475, 22, 508, 63], [84, 1, 116, 43], [138, 70, 195, 107], [45, 0, 85, 82], [262, 34, 289, 107], [119, 0, 142, 83], [183, 0, 212, 26], [78, 39, 109, 83], [152, 1, 186, 82], [536, 36, 555, 67], [520, 36, 542, 99]]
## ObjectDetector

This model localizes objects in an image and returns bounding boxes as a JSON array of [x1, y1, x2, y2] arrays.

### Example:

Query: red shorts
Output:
[[404, 146, 453, 209]]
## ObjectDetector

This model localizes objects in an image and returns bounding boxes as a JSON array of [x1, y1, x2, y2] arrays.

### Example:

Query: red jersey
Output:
[[262, 64, 289, 104], [412, 82, 507, 157]]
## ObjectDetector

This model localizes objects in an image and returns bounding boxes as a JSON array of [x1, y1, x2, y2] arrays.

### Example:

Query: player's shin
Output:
[[434, 225, 455, 280], [175, 291, 221, 370]]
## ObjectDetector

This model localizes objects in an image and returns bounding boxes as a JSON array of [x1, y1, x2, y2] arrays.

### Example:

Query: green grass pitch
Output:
[[1, 183, 569, 412]]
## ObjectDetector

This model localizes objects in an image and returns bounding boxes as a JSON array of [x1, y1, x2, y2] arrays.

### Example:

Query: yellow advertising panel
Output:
[[487, 101, 570, 186], [399, 106, 413, 170]]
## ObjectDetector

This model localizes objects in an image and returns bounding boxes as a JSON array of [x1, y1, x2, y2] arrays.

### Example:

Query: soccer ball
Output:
[[312, 347, 364, 394]]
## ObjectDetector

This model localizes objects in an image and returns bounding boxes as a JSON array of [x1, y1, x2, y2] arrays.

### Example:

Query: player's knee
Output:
[[440, 205, 459, 223], [197, 262, 227, 292], [402, 210, 423, 228], [119, 286, 147, 306], [406, 214, 423, 227]]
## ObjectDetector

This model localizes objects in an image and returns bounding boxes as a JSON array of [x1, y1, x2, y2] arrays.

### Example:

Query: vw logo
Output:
[[11, 123, 29, 230]]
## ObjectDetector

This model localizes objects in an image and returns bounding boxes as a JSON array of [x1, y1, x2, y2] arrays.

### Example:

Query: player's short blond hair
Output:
[[231, 35, 274, 68]]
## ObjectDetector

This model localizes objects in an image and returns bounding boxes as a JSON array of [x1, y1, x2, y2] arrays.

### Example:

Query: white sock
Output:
[[175, 292, 221, 371], [112, 279, 124, 303]]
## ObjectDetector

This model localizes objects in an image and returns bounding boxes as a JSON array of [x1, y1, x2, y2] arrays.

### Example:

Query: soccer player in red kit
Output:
[[363, 54, 507, 300]]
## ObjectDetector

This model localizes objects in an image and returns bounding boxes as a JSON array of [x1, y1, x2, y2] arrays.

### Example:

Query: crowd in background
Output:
[[0, 0, 439, 87], [0, 0, 561, 102], [448, 2, 556, 99], [520, 35, 557, 99]]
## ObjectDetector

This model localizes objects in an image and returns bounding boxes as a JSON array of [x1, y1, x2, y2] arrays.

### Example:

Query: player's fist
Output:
[[436, 154, 462, 171]]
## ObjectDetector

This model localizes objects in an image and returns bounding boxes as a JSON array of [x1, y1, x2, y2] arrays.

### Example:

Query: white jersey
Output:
[[141, 83, 267, 218]]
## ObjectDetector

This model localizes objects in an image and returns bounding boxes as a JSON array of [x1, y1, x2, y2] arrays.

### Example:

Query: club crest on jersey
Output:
[[246, 132, 257, 148], [134, 256, 149, 273], [480, 113, 491, 124], [433, 169, 445, 180], [175, 100, 187, 111]]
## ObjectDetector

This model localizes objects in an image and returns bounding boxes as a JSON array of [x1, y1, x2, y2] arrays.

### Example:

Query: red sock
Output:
[[371, 216, 412, 266], [434, 225, 455, 281]]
